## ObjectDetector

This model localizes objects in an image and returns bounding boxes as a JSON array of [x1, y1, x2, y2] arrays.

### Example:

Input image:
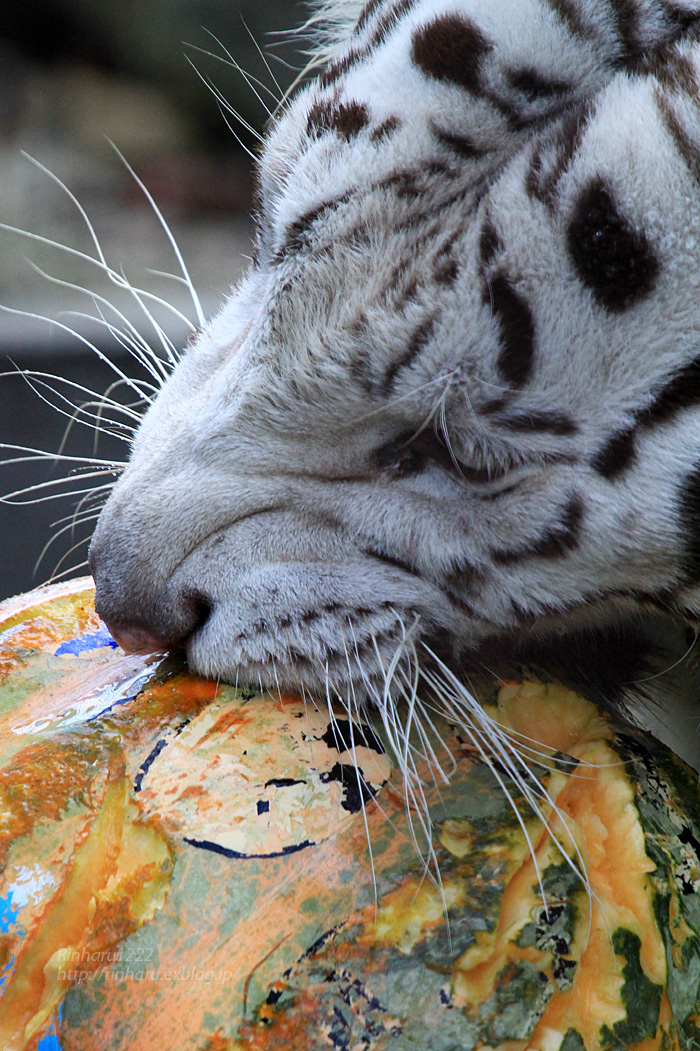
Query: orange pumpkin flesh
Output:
[[0, 581, 698, 1050]]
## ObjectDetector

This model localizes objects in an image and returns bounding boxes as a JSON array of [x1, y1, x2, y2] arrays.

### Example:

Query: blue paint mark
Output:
[[38, 1005, 63, 1050], [0, 890, 19, 933], [0, 890, 20, 992], [184, 836, 315, 859], [55, 626, 118, 656], [134, 738, 169, 793], [38, 1031, 62, 1051]]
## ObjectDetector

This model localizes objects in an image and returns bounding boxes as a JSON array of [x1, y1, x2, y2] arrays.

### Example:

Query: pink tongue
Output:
[[105, 622, 168, 655]]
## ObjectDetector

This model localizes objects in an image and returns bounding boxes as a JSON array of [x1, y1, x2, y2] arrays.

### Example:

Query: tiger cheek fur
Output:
[[90, 0, 700, 705]]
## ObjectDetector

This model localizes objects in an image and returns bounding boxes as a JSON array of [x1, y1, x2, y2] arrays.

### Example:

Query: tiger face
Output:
[[89, 0, 700, 698]]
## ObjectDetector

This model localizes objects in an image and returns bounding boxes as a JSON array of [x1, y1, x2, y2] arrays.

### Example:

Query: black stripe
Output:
[[498, 410, 578, 436], [638, 357, 700, 426], [488, 272, 536, 388], [434, 259, 459, 285], [432, 125, 484, 159], [608, 0, 643, 60], [663, 3, 700, 31], [506, 67, 571, 101], [545, 0, 597, 39], [370, 115, 401, 142], [526, 103, 592, 206], [677, 463, 700, 580], [278, 192, 352, 257], [650, 50, 698, 93], [482, 396, 511, 415], [591, 428, 637, 478], [657, 92, 700, 185], [443, 588, 482, 616], [592, 358, 700, 478], [479, 216, 503, 269], [364, 546, 424, 578], [184, 836, 314, 860], [443, 559, 483, 592], [134, 738, 169, 792], [319, 46, 369, 88], [381, 316, 438, 393], [408, 427, 463, 475], [379, 160, 453, 200], [368, 0, 419, 47], [306, 100, 370, 141], [492, 496, 583, 564], [356, 0, 384, 32]]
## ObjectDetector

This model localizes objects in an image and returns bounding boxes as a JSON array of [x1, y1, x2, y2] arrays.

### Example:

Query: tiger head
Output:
[[89, 0, 700, 699]]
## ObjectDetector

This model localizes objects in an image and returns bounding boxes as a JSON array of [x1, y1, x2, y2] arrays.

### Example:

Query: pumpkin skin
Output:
[[0, 581, 698, 1050]]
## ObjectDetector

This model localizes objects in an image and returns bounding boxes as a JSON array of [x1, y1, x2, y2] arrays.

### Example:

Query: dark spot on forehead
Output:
[[307, 99, 370, 141], [411, 14, 493, 94], [487, 272, 536, 388], [566, 177, 660, 311]]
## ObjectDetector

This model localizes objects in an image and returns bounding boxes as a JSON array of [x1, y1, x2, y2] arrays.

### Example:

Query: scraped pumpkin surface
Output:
[[0, 581, 698, 1050]]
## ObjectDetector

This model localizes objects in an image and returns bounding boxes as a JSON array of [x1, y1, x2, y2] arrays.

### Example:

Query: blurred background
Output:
[[0, 0, 308, 601]]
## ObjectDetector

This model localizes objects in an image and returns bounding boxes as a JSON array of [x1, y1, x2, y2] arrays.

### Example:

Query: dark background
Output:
[[0, 0, 307, 600]]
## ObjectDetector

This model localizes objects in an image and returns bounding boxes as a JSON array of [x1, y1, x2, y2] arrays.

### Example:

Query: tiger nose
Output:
[[104, 622, 169, 655], [89, 541, 212, 656]]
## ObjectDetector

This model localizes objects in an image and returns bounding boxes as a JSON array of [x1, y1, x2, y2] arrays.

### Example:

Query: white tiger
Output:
[[88, 0, 700, 763]]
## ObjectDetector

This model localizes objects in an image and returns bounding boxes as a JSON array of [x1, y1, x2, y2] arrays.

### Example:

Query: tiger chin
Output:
[[89, 0, 700, 767]]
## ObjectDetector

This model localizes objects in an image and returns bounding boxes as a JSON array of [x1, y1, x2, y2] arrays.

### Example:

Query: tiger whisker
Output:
[[1, 472, 120, 505], [47, 533, 95, 582], [185, 41, 281, 109], [185, 60, 265, 145], [35, 510, 104, 576], [107, 141, 205, 329], [0, 305, 158, 403], [14, 373, 135, 449]]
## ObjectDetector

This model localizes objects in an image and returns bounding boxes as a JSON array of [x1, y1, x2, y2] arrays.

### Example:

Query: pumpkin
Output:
[[0, 579, 698, 1050]]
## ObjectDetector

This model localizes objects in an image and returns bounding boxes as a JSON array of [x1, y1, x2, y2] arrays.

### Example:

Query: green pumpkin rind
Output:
[[616, 731, 700, 1047]]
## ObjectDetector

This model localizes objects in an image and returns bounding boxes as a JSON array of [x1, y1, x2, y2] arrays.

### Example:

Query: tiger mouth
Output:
[[183, 595, 432, 696]]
